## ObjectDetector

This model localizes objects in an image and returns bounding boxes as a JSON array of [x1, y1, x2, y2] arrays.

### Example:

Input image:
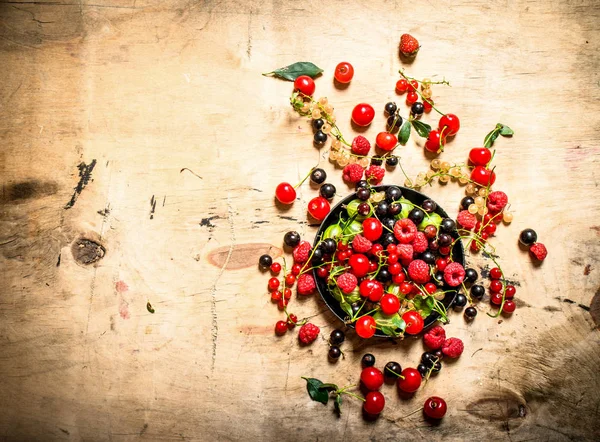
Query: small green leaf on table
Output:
[[301, 377, 330, 405], [263, 62, 324, 81], [411, 120, 432, 138], [398, 120, 412, 145]]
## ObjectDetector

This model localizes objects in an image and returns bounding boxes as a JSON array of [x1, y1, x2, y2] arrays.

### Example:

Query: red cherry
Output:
[[268, 277, 280, 291], [397, 367, 422, 393], [425, 130, 446, 153], [470, 166, 496, 187], [380, 294, 400, 315], [469, 147, 492, 166], [406, 91, 418, 105], [334, 62, 354, 84], [293, 75, 315, 96], [402, 311, 424, 334], [363, 391, 385, 415], [362, 218, 383, 241], [502, 300, 516, 313], [348, 254, 370, 277], [351, 103, 375, 126], [360, 366, 384, 390], [423, 396, 447, 419], [270, 262, 281, 274], [275, 182, 296, 204], [359, 279, 384, 302], [490, 292, 503, 305], [275, 320, 288, 335], [307, 196, 330, 221], [489, 267, 502, 279], [355, 315, 376, 338], [396, 79, 408, 93], [505, 285, 516, 299], [438, 113, 460, 136], [376, 132, 397, 151]]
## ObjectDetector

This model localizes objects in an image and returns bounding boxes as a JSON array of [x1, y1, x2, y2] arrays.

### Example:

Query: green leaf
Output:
[[499, 125, 514, 136], [302, 377, 329, 405], [263, 62, 324, 81], [391, 315, 406, 330], [318, 383, 338, 392], [340, 301, 353, 317], [334, 394, 343, 414], [398, 120, 411, 145], [483, 129, 500, 148], [411, 120, 432, 138], [412, 296, 433, 318]]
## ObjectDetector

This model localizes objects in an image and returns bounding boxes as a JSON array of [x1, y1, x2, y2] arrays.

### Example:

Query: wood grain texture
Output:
[[1, 0, 599, 440]]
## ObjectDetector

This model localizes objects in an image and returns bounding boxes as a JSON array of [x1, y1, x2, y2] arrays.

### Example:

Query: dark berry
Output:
[[259, 254, 272, 268], [411, 102, 424, 116], [388, 203, 401, 216], [421, 352, 438, 367], [408, 208, 425, 225], [380, 232, 396, 249], [440, 218, 456, 233], [357, 202, 371, 216], [384, 102, 398, 115], [284, 231, 300, 248], [351, 304, 361, 316], [328, 346, 342, 360], [433, 271, 445, 286], [384, 361, 402, 379], [464, 268, 478, 284], [471, 284, 485, 299], [430, 361, 442, 373], [312, 118, 325, 131], [322, 238, 337, 255], [355, 180, 369, 190], [421, 250, 436, 264], [417, 364, 428, 377], [519, 228, 538, 246], [433, 349, 443, 360], [320, 183, 336, 199], [438, 233, 452, 247], [330, 329, 345, 345], [429, 240, 440, 252], [310, 168, 327, 184], [460, 196, 475, 210], [387, 115, 402, 131], [386, 155, 399, 167], [382, 218, 395, 231], [465, 306, 478, 319], [375, 201, 389, 218], [371, 156, 383, 166], [312, 247, 323, 262], [356, 187, 370, 201], [314, 130, 328, 145], [377, 268, 392, 283], [422, 199, 437, 213], [453, 293, 467, 310], [385, 186, 402, 202], [362, 353, 376, 368]]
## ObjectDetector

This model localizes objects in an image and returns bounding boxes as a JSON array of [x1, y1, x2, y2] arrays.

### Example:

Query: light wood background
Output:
[[1, 1, 599, 440]]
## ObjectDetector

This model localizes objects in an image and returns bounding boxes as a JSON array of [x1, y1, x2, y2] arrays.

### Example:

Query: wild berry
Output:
[[319, 183, 336, 200], [298, 323, 320, 344], [330, 329, 345, 345], [386, 155, 399, 167], [259, 254, 273, 268], [310, 168, 327, 184], [464, 268, 478, 283], [453, 293, 467, 310], [530, 243, 547, 261], [275, 321, 288, 335], [464, 306, 478, 319], [471, 284, 485, 299], [328, 346, 342, 359], [363, 391, 385, 415], [284, 231, 301, 248], [384, 361, 402, 379], [361, 353, 376, 368]]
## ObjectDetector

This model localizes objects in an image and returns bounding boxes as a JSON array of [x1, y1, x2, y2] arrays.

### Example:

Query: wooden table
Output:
[[1, 1, 599, 440]]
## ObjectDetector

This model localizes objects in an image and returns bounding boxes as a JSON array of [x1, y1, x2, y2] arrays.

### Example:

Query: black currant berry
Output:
[[422, 199, 437, 213], [421, 250, 436, 264], [376, 268, 392, 283], [382, 218, 395, 231], [311, 247, 323, 262], [312, 118, 325, 131], [330, 329, 345, 345], [380, 232, 396, 249], [356, 187, 370, 201], [384, 102, 398, 115], [371, 156, 383, 166], [453, 293, 467, 311], [361, 353, 376, 368], [464, 306, 478, 319], [471, 284, 485, 299], [320, 183, 336, 199], [310, 168, 327, 184], [328, 346, 342, 360], [314, 130, 327, 145], [460, 196, 475, 210], [384, 361, 402, 379], [375, 201, 389, 218], [438, 233, 452, 247], [421, 352, 437, 367], [283, 231, 301, 248], [433, 271, 445, 286], [355, 180, 369, 190], [440, 218, 456, 233], [385, 186, 402, 202], [259, 254, 272, 268], [386, 155, 399, 167], [519, 228, 538, 246], [411, 102, 424, 116], [464, 268, 478, 284], [322, 238, 337, 255], [408, 208, 425, 225], [351, 304, 361, 316], [417, 364, 428, 377], [357, 203, 371, 216], [387, 115, 402, 131], [388, 203, 401, 216]]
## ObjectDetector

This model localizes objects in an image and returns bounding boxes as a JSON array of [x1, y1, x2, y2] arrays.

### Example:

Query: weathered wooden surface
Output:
[[1, 1, 599, 440]]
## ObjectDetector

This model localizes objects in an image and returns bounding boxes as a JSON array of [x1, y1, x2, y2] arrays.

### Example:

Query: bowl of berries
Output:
[[312, 183, 465, 339]]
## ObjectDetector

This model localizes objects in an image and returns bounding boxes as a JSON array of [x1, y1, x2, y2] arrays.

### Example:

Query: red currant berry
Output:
[[470, 166, 496, 187], [270, 262, 281, 274], [489, 267, 502, 279], [285, 274, 296, 286], [502, 300, 516, 313], [355, 315, 376, 339], [388, 262, 402, 275], [387, 244, 397, 253], [485, 224, 497, 236], [396, 79, 408, 93], [423, 100, 433, 113], [424, 283, 437, 294], [400, 282, 412, 295], [470, 241, 480, 252], [308, 196, 330, 221], [436, 258, 448, 271], [480, 232, 489, 242], [275, 182, 296, 204], [490, 280, 503, 292], [287, 313, 298, 328], [425, 130, 446, 153], [351, 103, 375, 126], [349, 254, 370, 277], [370, 243, 384, 256], [505, 285, 516, 299], [490, 292, 503, 305], [439, 246, 450, 256], [283, 288, 292, 300], [368, 260, 378, 272], [402, 311, 424, 334], [392, 273, 405, 284], [337, 242, 348, 251], [397, 367, 422, 393], [291, 263, 302, 275], [361, 366, 384, 390], [438, 113, 460, 136], [277, 298, 288, 310], [423, 396, 447, 419], [316, 267, 329, 279], [334, 62, 354, 84], [275, 320, 288, 335], [268, 277, 280, 291], [293, 75, 315, 96], [376, 132, 397, 151], [407, 80, 418, 92], [406, 91, 418, 105], [469, 147, 492, 166], [380, 294, 400, 315], [362, 218, 383, 241], [388, 252, 399, 264], [424, 225, 438, 239], [271, 291, 282, 302], [475, 221, 482, 232], [363, 391, 385, 415]]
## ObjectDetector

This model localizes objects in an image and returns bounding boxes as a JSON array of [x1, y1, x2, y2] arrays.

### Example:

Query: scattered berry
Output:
[[351, 135, 371, 156], [376, 132, 397, 151], [438, 113, 460, 136], [487, 191, 508, 212], [423, 396, 447, 419], [399, 33, 420, 57], [530, 243, 547, 261], [259, 254, 273, 268], [502, 300, 516, 314], [298, 323, 320, 344], [489, 267, 503, 280], [424, 325, 446, 349], [402, 310, 424, 334], [293, 241, 312, 263], [384, 361, 402, 379], [457, 210, 477, 229], [361, 366, 384, 391], [365, 165, 385, 184], [270, 262, 281, 274], [334, 61, 354, 84], [297, 273, 316, 296], [268, 277, 280, 291], [362, 353, 376, 367], [284, 231, 301, 248], [330, 329, 345, 345], [275, 182, 296, 204], [519, 228, 538, 246], [351, 103, 375, 126], [319, 183, 336, 200], [442, 337, 464, 358], [397, 367, 422, 393], [470, 166, 496, 187], [363, 391, 385, 415], [342, 163, 365, 183], [355, 315, 376, 339], [328, 345, 342, 359], [275, 320, 288, 335], [468, 147, 492, 166], [464, 306, 478, 319], [310, 168, 327, 184], [294, 75, 315, 96]]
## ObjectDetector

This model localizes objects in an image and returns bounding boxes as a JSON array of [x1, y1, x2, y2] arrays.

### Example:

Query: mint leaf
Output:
[[398, 120, 411, 145], [263, 62, 324, 81], [302, 377, 329, 405], [499, 125, 514, 136], [411, 120, 431, 138]]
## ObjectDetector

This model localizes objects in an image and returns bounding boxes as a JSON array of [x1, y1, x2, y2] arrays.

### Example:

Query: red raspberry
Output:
[[365, 165, 385, 184], [408, 259, 430, 284], [293, 241, 312, 263], [351, 135, 371, 156], [412, 231, 428, 253], [298, 323, 320, 345], [394, 218, 417, 244], [456, 210, 477, 230], [297, 273, 316, 296], [442, 337, 464, 358], [530, 243, 548, 261], [337, 272, 358, 294], [423, 325, 446, 349], [397, 244, 413, 262], [342, 163, 364, 183], [352, 234, 372, 253], [443, 262, 465, 287], [487, 191, 508, 212]]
